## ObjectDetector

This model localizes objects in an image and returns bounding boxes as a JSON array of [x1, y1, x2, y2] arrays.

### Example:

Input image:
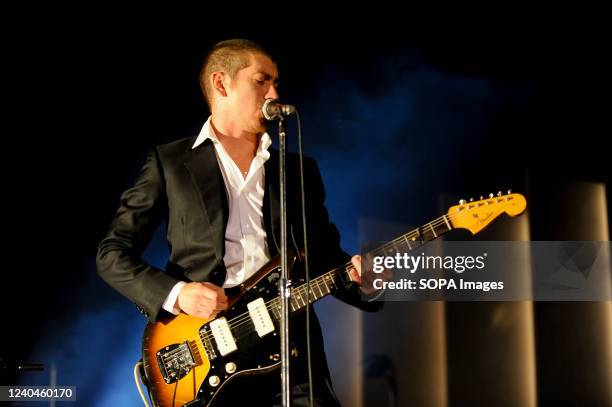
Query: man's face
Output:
[[225, 52, 279, 134]]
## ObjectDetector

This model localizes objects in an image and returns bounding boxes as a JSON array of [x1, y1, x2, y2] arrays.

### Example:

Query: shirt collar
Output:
[[192, 116, 272, 155]]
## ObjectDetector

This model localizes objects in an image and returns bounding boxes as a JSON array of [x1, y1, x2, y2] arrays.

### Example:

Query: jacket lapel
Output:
[[184, 139, 229, 264]]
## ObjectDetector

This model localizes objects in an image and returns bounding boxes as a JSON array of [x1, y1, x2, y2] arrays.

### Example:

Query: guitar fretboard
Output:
[[267, 214, 453, 318]]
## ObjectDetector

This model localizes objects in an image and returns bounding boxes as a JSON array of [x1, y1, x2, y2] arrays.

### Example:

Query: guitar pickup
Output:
[[248, 297, 275, 337], [209, 317, 238, 356]]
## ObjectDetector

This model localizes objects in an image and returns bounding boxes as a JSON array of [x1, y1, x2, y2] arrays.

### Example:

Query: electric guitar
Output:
[[142, 192, 527, 406]]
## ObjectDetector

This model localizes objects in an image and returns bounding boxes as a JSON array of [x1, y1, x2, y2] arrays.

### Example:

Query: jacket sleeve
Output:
[[96, 149, 180, 322], [303, 158, 382, 312]]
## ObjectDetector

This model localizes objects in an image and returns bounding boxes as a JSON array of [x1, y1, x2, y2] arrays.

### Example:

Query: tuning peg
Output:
[[507, 189, 512, 194], [459, 199, 466, 205], [489, 193, 494, 199], [497, 191, 502, 197], [469, 197, 474, 202]]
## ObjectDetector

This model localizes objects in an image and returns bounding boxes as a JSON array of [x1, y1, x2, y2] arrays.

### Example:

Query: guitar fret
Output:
[[429, 222, 437, 238], [404, 235, 412, 250], [430, 217, 447, 238], [290, 297, 297, 312], [317, 277, 325, 294], [323, 276, 332, 293], [316, 279, 325, 297], [327, 274, 335, 290], [442, 214, 452, 230], [303, 287, 310, 303], [308, 286, 316, 302], [293, 290, 301, 308]]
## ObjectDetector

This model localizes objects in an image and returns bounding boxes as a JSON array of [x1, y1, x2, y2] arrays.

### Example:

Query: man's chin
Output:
[[257, 118, 268, 133]]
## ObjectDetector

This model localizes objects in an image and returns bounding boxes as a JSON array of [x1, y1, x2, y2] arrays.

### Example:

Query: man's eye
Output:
[[255, 79, 265, 85]]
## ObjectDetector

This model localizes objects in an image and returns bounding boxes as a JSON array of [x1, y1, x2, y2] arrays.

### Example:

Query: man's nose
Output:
[[266, 84, 279, 100]]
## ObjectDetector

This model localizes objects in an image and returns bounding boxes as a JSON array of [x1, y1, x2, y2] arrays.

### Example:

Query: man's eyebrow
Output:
[[255, 71, 280, 84]]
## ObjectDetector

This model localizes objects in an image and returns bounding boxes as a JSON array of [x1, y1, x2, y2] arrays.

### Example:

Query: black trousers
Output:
[[213, 373, 341, 407]]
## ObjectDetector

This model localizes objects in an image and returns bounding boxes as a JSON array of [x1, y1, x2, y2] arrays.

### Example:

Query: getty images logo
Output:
[[372, 252, 488, 274]]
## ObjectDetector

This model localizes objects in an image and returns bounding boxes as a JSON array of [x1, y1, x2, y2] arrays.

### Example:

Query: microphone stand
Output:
[[278, 116, 292, 406]]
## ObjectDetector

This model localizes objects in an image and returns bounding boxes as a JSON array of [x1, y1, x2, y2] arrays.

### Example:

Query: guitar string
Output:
[[160, 271, 349, 362], [166, 198, 519, 362], [194, 197, 517, 345], [161, 270, 348, 361], [162, 197, 518, 359], [161, 272, 348, 363], [168, 205, 512, 361]]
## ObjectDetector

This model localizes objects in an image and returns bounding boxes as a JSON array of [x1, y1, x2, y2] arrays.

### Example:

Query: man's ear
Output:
[[211, 71, 228, 98]]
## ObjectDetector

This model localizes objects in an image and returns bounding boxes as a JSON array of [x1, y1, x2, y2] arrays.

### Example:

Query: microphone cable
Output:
[[295, 109, 315, 407]]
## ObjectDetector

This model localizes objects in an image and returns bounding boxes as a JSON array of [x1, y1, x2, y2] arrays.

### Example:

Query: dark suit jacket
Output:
[[97, 135, 380, 319], [96, 135, 381, 391]]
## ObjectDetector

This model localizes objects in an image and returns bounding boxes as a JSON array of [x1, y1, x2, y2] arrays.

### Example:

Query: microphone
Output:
[[262, 99, 296, 120]]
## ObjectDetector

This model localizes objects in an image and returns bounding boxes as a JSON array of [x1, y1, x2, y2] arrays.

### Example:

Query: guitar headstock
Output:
[[447, 191, 527, 235]]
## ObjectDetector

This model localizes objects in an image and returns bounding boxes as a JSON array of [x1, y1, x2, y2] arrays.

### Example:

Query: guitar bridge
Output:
[[200, 326, 218, 361], [156, 341, 201, 384]]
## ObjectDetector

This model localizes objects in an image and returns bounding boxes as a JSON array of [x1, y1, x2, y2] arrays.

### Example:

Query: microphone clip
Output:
[[262, 99, 296, 121]]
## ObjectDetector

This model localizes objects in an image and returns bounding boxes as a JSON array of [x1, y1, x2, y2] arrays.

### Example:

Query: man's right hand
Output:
[[176, 282, 228, 319]]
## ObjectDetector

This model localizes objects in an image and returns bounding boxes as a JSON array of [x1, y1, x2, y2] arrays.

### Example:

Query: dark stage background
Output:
[[2, 10, 610, 407]]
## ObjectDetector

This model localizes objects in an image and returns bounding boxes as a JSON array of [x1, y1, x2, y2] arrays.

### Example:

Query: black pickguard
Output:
[[197, 269, 298, 406]]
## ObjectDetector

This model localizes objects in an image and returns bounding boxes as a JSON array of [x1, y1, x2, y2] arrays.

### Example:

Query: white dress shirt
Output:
[[162, 117, 272, 314]]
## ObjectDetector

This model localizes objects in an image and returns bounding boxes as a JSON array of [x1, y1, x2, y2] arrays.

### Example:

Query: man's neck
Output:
[[210, 117, 259, 161], [210, 116, 258, 143]]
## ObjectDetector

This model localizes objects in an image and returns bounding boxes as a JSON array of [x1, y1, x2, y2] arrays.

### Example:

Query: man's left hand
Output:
[[348, 254, 391, 297]]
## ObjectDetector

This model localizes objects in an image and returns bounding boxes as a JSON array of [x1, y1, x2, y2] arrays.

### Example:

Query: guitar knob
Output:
[[225, 362, 237, 374], [480, 195, 484, 200], [469, 198, 474, 202], [489, 193, 494, 199], [507, 189, 512, 194], [497, 191, 502, 197], [459, 199, 466, 205], [209, 375, 220, 387]]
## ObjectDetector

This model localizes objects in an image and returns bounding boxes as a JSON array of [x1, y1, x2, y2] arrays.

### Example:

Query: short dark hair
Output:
[[199, 39, 272, 109]]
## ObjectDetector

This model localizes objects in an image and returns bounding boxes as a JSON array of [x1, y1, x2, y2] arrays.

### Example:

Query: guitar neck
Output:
[[267, 214, 454, 317]]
